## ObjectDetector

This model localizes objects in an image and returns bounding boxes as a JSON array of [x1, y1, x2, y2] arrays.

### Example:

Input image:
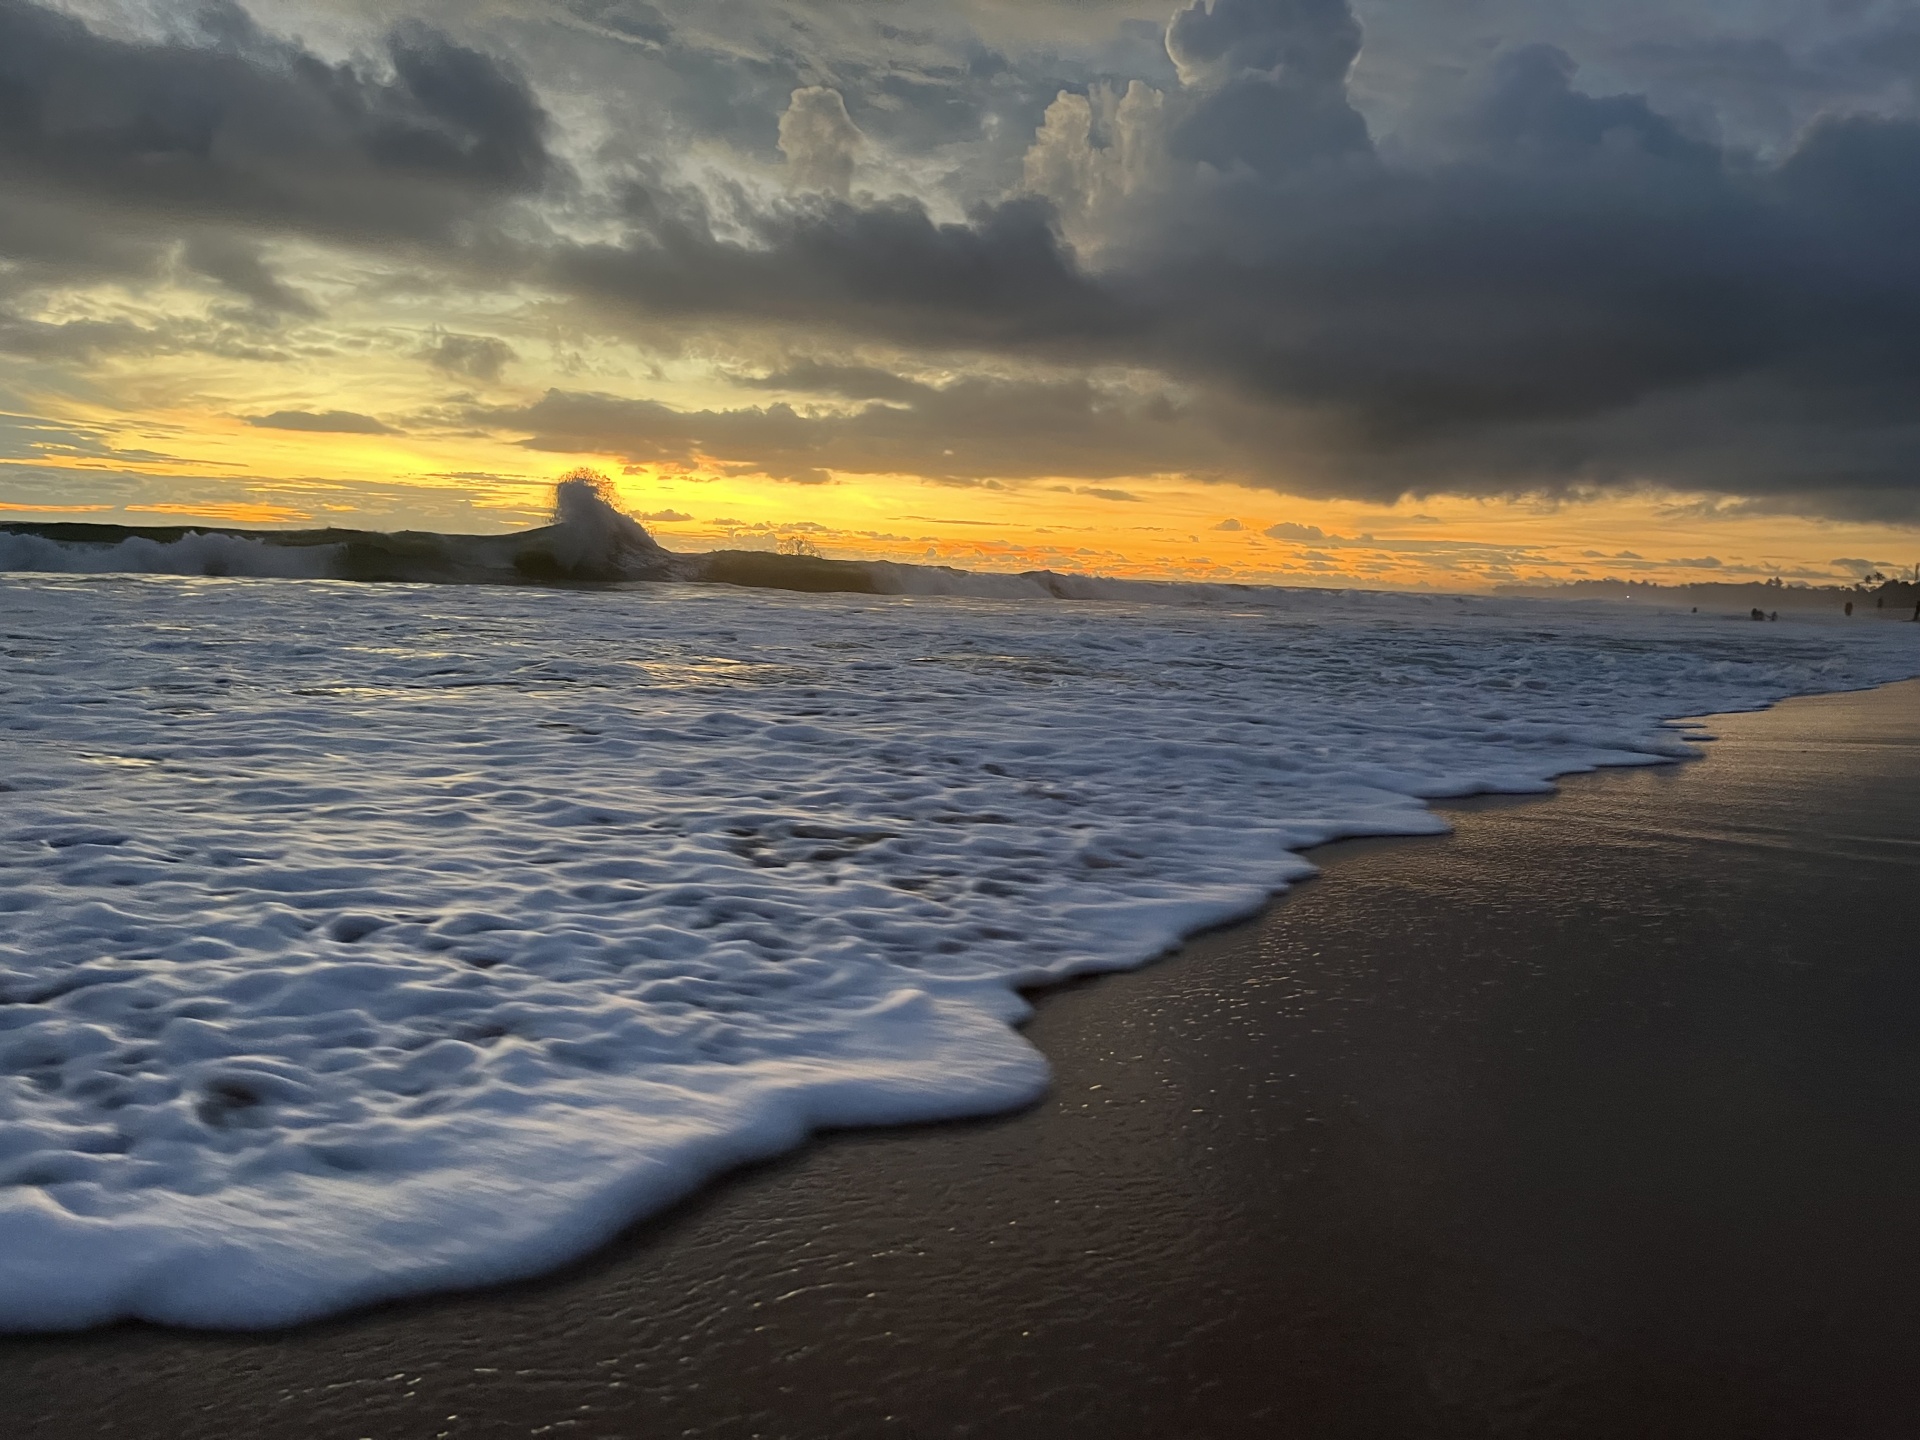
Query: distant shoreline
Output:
[[1497, 573, 1920, 617]]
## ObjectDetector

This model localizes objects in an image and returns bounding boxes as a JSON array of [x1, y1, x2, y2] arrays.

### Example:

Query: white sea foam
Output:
[[0, 530, 337, 579], [545, 474, 667, 573], [866, 559, 1296, 605], [1, 575, 1915, 1330]]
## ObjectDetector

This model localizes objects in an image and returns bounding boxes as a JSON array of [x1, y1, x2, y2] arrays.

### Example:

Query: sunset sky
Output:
[[3, 0, 1919, 589]]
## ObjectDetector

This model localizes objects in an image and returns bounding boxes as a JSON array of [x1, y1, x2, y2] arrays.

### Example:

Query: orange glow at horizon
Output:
[[4, 390, 1916, 594]]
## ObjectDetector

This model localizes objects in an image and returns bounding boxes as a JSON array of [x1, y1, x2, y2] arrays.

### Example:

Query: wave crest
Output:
[[0, 476, 679, 586], [0, 529, 334, 579]]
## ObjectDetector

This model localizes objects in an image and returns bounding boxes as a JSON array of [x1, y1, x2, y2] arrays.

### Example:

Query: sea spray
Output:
[[509, 471, 674, 581], [0, 527, 337, 580], [0, 474, 678, 587]]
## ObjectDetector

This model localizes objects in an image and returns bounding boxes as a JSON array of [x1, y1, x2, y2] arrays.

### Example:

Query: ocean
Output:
[[2, 518, 1917, 1329]]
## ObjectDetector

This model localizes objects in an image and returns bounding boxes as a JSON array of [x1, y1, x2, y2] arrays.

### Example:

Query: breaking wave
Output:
[[0, 477, 679, 587], [2, 478, 1345, 606], [0, 528, 335, 580]]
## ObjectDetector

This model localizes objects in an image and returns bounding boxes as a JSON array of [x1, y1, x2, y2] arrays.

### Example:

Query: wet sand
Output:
[[7, 679, 1920, 1439]]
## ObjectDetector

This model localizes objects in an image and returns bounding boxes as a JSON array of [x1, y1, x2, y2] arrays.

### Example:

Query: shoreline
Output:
[[7, 678, 1920, 1436]]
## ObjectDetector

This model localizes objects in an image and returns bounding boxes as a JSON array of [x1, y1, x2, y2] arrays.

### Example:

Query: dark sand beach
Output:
[[7, 678, 1920, 1439]]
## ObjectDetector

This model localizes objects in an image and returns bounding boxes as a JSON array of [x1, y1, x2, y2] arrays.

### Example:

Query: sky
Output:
[[3, 0, 1920, 590]]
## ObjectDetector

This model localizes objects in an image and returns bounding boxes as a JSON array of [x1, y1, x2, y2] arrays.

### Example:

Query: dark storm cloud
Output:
[[549, 192, 1123, 350], [1341, 0, 1920, 159], [1165, 0, 1372, 173], [0, 0, 553, 292], [1159, 61, 1920, 516], [512, 0, 1920, 519]]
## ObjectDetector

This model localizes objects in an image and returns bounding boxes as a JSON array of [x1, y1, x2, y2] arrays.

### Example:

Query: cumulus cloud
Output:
[[1264, 521, 1330, 542], [1022, 82, 1169, 250], [502, 0, 1920, 517], [1164, 0, 1371, 174], [1167, 0, 1362, 90], [778, 87, 865, 196]]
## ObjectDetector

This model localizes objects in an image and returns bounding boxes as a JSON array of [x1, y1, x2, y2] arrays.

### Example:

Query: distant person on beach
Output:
[[1846, 602, 1854, 617]]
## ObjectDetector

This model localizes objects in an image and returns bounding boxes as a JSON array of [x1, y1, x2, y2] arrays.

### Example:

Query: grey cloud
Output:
[[514, 0, 1920, 517], [1450, 45, 1715, 163], [549, 0, 1127, 189], [420, 331, 517, 381], [733, 361, 932, 403], [0, 196, 166, 293], [479, 376, 1225, 484], [1346, 0, 1920, 157], [245, 410, 398, 434], [181, 235, 319, 317], [1165, 0, 1371, 174], [1166, 0, 1362, 88], [0, 313, 158, 361], [525, 44, 1920, 521], [0, 306, 312, 364], [551, 192, 1122, 350], [0, 0, 554, 270], [606, 8, 1920, 518], [562, 0, 674, 48]]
